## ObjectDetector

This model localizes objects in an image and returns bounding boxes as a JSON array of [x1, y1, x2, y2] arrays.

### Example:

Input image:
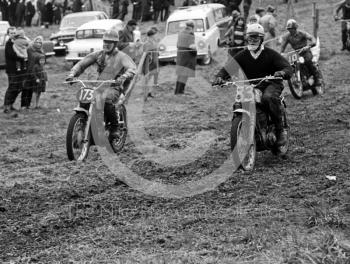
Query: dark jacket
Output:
[[5, 39, 25, 74], [27, 45, 45, 75], [117, 27, 134, 57], [25, 1, 35, 17], [72, 0, 83, 12], [176, 28, 197, 77]]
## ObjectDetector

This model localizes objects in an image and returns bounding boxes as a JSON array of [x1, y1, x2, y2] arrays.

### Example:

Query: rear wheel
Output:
[[288, 69, 303, 99], [230, 115, 256, 171], [66, 113, 90, 161], [109, 105, 128, 153]]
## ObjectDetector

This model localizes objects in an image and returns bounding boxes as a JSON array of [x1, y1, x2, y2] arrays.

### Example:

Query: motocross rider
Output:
[[65, 29, 136, 137], [213, 24, 292, 146], [280, 19, 321, 88], [334, 0, 350, 51]]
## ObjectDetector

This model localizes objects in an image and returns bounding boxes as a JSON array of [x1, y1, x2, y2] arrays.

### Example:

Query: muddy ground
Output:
[[0, 0, 350, 263]]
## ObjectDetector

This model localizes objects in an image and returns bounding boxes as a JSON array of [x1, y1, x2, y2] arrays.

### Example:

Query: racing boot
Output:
[[104, 103, 119, 141]]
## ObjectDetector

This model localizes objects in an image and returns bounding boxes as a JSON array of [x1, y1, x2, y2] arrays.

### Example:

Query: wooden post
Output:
[[312, 2, 318, 37], [89, 0, 93, 11]]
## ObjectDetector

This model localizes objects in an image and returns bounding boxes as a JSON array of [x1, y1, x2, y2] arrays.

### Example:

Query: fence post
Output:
[[312, 2, 318, 37]]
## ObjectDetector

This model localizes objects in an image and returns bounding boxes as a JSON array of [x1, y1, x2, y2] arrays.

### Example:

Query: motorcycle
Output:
[[225, 76, 290, 171], [284, 45, 325, 99], [65, 79, 128, 161]]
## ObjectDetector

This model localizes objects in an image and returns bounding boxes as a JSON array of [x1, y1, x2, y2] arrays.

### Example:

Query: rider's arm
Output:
[[304, 31, 316, 47], [334, 1, 344, 17], [69, 51, 100, 77], [271, 50, 293, 80], [280, 33, 289, 53], [120, 53, 137, 79]]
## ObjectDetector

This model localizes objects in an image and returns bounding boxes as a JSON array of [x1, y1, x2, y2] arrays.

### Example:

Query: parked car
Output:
[[50, 11, 109, 55], [0, 21, 10, 34], [65, 19, 124, 63], [0, 30, 54, 69], [158, 4, 230, 65]]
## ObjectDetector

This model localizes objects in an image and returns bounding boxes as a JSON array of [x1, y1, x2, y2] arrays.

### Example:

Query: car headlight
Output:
[[59, 40, 65, 46], [197, 40, 206, 50], [159, 44, 166, 51], [52, 39, 58, 45]]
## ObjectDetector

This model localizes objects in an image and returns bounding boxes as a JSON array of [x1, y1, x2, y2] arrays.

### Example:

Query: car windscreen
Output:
[[167, 19, 205, 35], [60, 16, 97, 29], [76, 29, 106, 39]]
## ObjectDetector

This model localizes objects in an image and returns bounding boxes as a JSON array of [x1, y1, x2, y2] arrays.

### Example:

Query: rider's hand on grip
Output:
[[274, 71, 285, 78], [212, 77, 223, 86], [65, 75, 74, 84], [334, 15, 339, 21], [115, 76, 126, 87]]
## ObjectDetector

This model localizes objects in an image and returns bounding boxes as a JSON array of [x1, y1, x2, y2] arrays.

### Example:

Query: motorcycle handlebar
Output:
[[63, 79, 117, 88], [222, 76, 283, 87]]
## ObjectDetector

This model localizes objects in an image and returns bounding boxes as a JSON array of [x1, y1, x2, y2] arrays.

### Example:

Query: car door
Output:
[[0, 35, 7, 67], [204, 12, 220, 53]]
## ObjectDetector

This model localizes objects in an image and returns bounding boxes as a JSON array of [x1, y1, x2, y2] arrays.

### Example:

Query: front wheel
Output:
[[66, 113, 90, 161], [230, 115, 256, 171], [288, 69, 303, 99], [201, 47, 212, 65]]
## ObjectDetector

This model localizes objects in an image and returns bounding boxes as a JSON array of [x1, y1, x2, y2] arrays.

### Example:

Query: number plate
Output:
[[76, 88, 94, 103], [235, 85, 254, 103], [287, 52, 299, 64]]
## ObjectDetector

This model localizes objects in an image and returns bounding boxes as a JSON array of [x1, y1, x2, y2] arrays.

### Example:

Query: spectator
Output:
[[224, 15, 245, 57], [255, 7, 265, 21], [36, 0, 45, 26], [0, 0, 9, 22], [161, 0, 169, 21], [183, 0, 196, 6], [175, 20, 197, 95], [25, 0, 36, 27], [142, 27, 159, 98], [8, 0, 17, 26], [153, 0, 162, 23], [43, 0, 53, 27], [12, 27, 29, 72], [31, 54, 47, 108], [25, 35, 45, 109], [118, 19, 141, 60], [248, 14, 259, 24], [111, 0, 119, 19], [260, 5, 277, 49], [3, 27, 26, 115], [132, 0, 142, 21], [72, 0, 83, 12], [15, 0, 25, 27], [119, 0, 128, 21], [52, 1, 62, 24], [242, 0, 252, 22]]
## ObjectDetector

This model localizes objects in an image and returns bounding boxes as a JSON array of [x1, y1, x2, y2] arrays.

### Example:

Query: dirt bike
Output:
[[65, 79, 128, 161], [284, 46, 325, 99], [226, 76, 290, 171]]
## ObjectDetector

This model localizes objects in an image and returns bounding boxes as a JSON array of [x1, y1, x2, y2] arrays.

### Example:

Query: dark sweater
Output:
[[5, 39, 25, 74], [218, 47, 292, 84]]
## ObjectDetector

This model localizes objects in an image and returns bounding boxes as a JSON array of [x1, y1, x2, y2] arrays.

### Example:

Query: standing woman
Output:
[[24, 36, 45, 108], [142, 27, 159, 98], [175, 20, 197, 95]]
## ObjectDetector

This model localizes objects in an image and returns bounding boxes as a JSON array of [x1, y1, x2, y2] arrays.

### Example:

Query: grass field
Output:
[[0, 0, 350, 263]]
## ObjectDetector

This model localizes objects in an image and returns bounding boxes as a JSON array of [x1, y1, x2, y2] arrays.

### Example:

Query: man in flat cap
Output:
[[175, 20, 197, 95]]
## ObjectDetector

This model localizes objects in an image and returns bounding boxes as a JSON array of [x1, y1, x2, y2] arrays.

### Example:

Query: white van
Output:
[[158, 4, 230, 65]]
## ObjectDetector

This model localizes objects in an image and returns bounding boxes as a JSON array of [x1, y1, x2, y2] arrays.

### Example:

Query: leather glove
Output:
[[212, 77, 223, 86], [65, 74, 74, 84], [115, 76, 126, 87], [334, 15, 339, 21], [274, 71, 285, 78]]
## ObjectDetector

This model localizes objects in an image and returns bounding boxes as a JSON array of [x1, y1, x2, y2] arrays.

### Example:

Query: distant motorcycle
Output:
[[284, 46, 325, 99], [65, 79, 127, 161], [216, 76, 290, 171]]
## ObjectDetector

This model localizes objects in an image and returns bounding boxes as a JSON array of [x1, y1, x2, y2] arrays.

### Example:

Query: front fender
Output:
[[233, 109, 251, 117], [74, 107, 89, 116]]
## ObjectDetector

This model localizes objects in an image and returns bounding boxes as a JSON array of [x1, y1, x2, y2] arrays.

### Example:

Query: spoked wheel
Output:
[[231, 115, 256, 171], [109, 104, 128, 153], [288, 70, 303, 99], [311, 69, 325, 95], [66, 113, 90, 161]]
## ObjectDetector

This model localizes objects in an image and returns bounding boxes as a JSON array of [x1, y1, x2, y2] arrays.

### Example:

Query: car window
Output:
[[60, 15, 98, 28], [206, 17, 210, 30], [214, 8, 223, 22], [76, 29, 106, 39], [167, 19, 205, 35]]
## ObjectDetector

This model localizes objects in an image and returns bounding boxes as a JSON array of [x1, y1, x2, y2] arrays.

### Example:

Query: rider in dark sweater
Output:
[[213, 24, 292, 146]]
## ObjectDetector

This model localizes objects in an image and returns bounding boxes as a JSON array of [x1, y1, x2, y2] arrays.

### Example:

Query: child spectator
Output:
[[31, 55, 47, 108], [13, 28, 29, 72]]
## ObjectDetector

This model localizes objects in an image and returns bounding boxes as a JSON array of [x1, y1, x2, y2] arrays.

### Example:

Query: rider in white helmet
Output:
[[213, 23, 293, 146], [280, 19, 321, 87], [66, 29, 136, 139]]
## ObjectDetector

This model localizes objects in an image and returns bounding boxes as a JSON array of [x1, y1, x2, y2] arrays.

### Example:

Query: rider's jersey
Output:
[[280, 30, 314, 52], [69, 49, 136, 81]]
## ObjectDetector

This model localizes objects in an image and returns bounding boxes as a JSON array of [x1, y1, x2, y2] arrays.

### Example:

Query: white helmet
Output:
[[286, 19, 298, 29], [246, 23, 265, 37]]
